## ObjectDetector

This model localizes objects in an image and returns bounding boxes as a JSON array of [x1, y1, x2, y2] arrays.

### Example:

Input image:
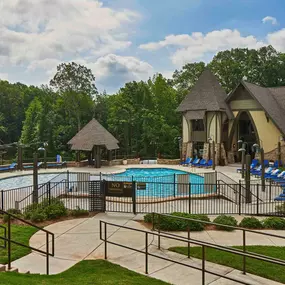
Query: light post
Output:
[[253, 142, 265, 192], [238, 139, 248, 179], [208, 136, 215, 170], [38, 142, 48, 169], [175, 136, 182, 162], [277, 136, 284, 167]]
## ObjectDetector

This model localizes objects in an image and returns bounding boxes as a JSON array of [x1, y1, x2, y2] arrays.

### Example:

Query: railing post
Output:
[[145, 232, 148, 274], [1, 190, 4, 210], [187, 224, 190, 258], [132, 181, 136, 215], [67, 170, 70, 191], [238, 181, 242, 215], [202, 245, 205, 285], [46, 233, 49, 275], [243, 229, 246, 275], [48, 182, 51, 205], [188, 183, 191, 214], [104, 222, 107, 259], [7, 215, 11, 270], [256, 184, 259, 215], [173, 174, 176, 198], [158, 214, 161, 250]]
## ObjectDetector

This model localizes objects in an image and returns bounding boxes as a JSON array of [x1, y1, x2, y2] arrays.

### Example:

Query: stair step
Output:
[[0, 264, 6, 272], [19, 270, 30, 274], [6, 267, 18, 273]]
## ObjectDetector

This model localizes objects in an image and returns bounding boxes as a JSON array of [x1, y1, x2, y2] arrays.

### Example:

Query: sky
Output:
[[0, 0, 285, 93]]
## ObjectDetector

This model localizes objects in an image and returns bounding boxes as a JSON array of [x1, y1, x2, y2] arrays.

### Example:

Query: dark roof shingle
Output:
[[68, 119, 119, 151], [177, 69, 233, 118], [239, 82, 285, 134]]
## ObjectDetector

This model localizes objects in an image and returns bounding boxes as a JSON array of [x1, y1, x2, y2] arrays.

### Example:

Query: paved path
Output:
[[12, 213, 285, 285]]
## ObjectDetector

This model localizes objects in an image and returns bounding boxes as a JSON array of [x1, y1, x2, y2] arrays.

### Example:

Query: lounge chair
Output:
[[23, 162, 43, 170], [180, 157, 192, 166], [237, 159, 258, 173], [0, 162, 17, 172], [191, 158, 200, 167], [47, 161, 67, 169], [204, 159, 213, 168], [197, 159, 207, 167]]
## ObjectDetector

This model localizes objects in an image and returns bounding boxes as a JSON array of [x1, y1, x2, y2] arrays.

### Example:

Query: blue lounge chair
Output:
[[238, 159, 258, 173], [0, 162, 17, 172], [191, 158, 200, 167], [254, 166, 274, 177], [204, 159, 213, 168], [250, 165, 262, 175], [23, 162, 43, 170], [47, 161, 67, 169], [180, 157, 192, 166], [265, 169, 280, 178], [197, 159, 207, 167]]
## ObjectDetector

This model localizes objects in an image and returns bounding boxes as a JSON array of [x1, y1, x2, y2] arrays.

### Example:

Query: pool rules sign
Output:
[[105, 181, 133, 197], [104, 181, 146, 197]]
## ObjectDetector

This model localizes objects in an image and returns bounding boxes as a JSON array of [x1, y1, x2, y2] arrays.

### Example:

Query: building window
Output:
[[192, 120, 204, 131]]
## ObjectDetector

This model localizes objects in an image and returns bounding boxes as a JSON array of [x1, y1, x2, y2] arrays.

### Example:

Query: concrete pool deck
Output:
[[11, 212, 285, 285]]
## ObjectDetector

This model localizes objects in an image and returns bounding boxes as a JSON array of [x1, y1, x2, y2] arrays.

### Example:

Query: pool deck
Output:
[[0, 163, 239, 181]]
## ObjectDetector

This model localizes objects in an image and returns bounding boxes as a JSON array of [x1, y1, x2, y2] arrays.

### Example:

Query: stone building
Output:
[[178, 69, 285, 165]]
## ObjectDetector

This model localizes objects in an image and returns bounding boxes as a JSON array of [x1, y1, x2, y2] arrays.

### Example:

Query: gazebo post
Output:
[[107, 150, 112, 166], [93, 146, 96, 168]]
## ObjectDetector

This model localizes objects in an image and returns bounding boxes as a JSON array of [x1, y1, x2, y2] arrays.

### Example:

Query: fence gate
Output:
[[89, 181, 104, 212]]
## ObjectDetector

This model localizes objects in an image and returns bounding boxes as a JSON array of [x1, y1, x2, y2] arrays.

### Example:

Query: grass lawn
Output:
[[0, 260, 169, 285], [169, 246, 285, 284], [0, 225, 38, 264]]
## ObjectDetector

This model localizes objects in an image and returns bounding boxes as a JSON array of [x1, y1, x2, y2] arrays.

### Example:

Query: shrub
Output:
[[213, 215, 237, 231], [2, 209, 23, 223], [143, 212, 210, 231], [24, 198, 67, 221], [262, 217, 285, 230], [275, 203, 285, 214], [70, 207, 89, 217], [30, 210, 47, 223], [239, 217, 263, 229]]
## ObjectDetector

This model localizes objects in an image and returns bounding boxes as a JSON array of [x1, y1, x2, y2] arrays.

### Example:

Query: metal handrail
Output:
[[153, 213, 285, 266], [0, 224, 6, 249], [99, 220, 285, 285], [0, 209, 54, 274]]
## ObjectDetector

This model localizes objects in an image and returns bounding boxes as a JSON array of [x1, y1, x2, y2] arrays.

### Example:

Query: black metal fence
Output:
[[100, 218, 285, 285], [1, 178, 285, 217]]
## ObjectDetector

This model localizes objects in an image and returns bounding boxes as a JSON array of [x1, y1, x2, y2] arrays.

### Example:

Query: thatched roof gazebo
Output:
[[68, 119, 119, 168]]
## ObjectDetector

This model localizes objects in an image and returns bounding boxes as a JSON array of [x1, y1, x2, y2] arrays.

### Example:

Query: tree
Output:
[[50, 62, 97, 131]]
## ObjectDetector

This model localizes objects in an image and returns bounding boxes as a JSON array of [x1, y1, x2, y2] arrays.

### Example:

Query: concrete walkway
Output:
[[11, 213, 285, 285]]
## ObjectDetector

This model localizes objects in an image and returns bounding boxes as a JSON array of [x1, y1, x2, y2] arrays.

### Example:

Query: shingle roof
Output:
[[177, 69, 233, 118], [68, 119, 119, 151], [234, 82, 285, 134]]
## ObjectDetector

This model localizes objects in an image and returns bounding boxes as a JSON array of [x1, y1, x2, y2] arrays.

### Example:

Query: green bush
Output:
[[262, 217, 285, 230], [30, 210, 47, 223], [239, 217, 263, 229], [213, 215, 237, 231], [70, 207, 89, 217], [144, 212, 210, 231], [24, 198, 67, 221], [2, 209, 23, 223], [275, 203, 285, 214]]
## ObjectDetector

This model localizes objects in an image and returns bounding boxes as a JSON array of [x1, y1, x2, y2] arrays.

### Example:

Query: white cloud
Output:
[[0, 0, 138, 65], [91, 54, 153, 89], [262, 16, 278, 25], [0, 73, 8, 80], [267, 28, 285, 52], [140, 29, 265, 66]]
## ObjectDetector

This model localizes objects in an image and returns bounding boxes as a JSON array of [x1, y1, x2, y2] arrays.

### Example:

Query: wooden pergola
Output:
[[68, 119, 119, 168]]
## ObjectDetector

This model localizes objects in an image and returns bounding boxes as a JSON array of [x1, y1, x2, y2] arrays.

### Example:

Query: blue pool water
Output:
[[111, 168, 206, 197], [0, 173, 59, 190]]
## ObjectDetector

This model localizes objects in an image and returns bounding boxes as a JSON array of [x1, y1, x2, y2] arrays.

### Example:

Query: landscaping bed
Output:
[[0, 225, 38, 264], [169, 246, 285, 284], [0, 260, 168, 285]]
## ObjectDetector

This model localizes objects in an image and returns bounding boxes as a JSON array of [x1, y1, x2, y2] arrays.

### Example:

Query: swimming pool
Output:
[[108, 168, 208, 197], [0, 173, 63, 190]]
